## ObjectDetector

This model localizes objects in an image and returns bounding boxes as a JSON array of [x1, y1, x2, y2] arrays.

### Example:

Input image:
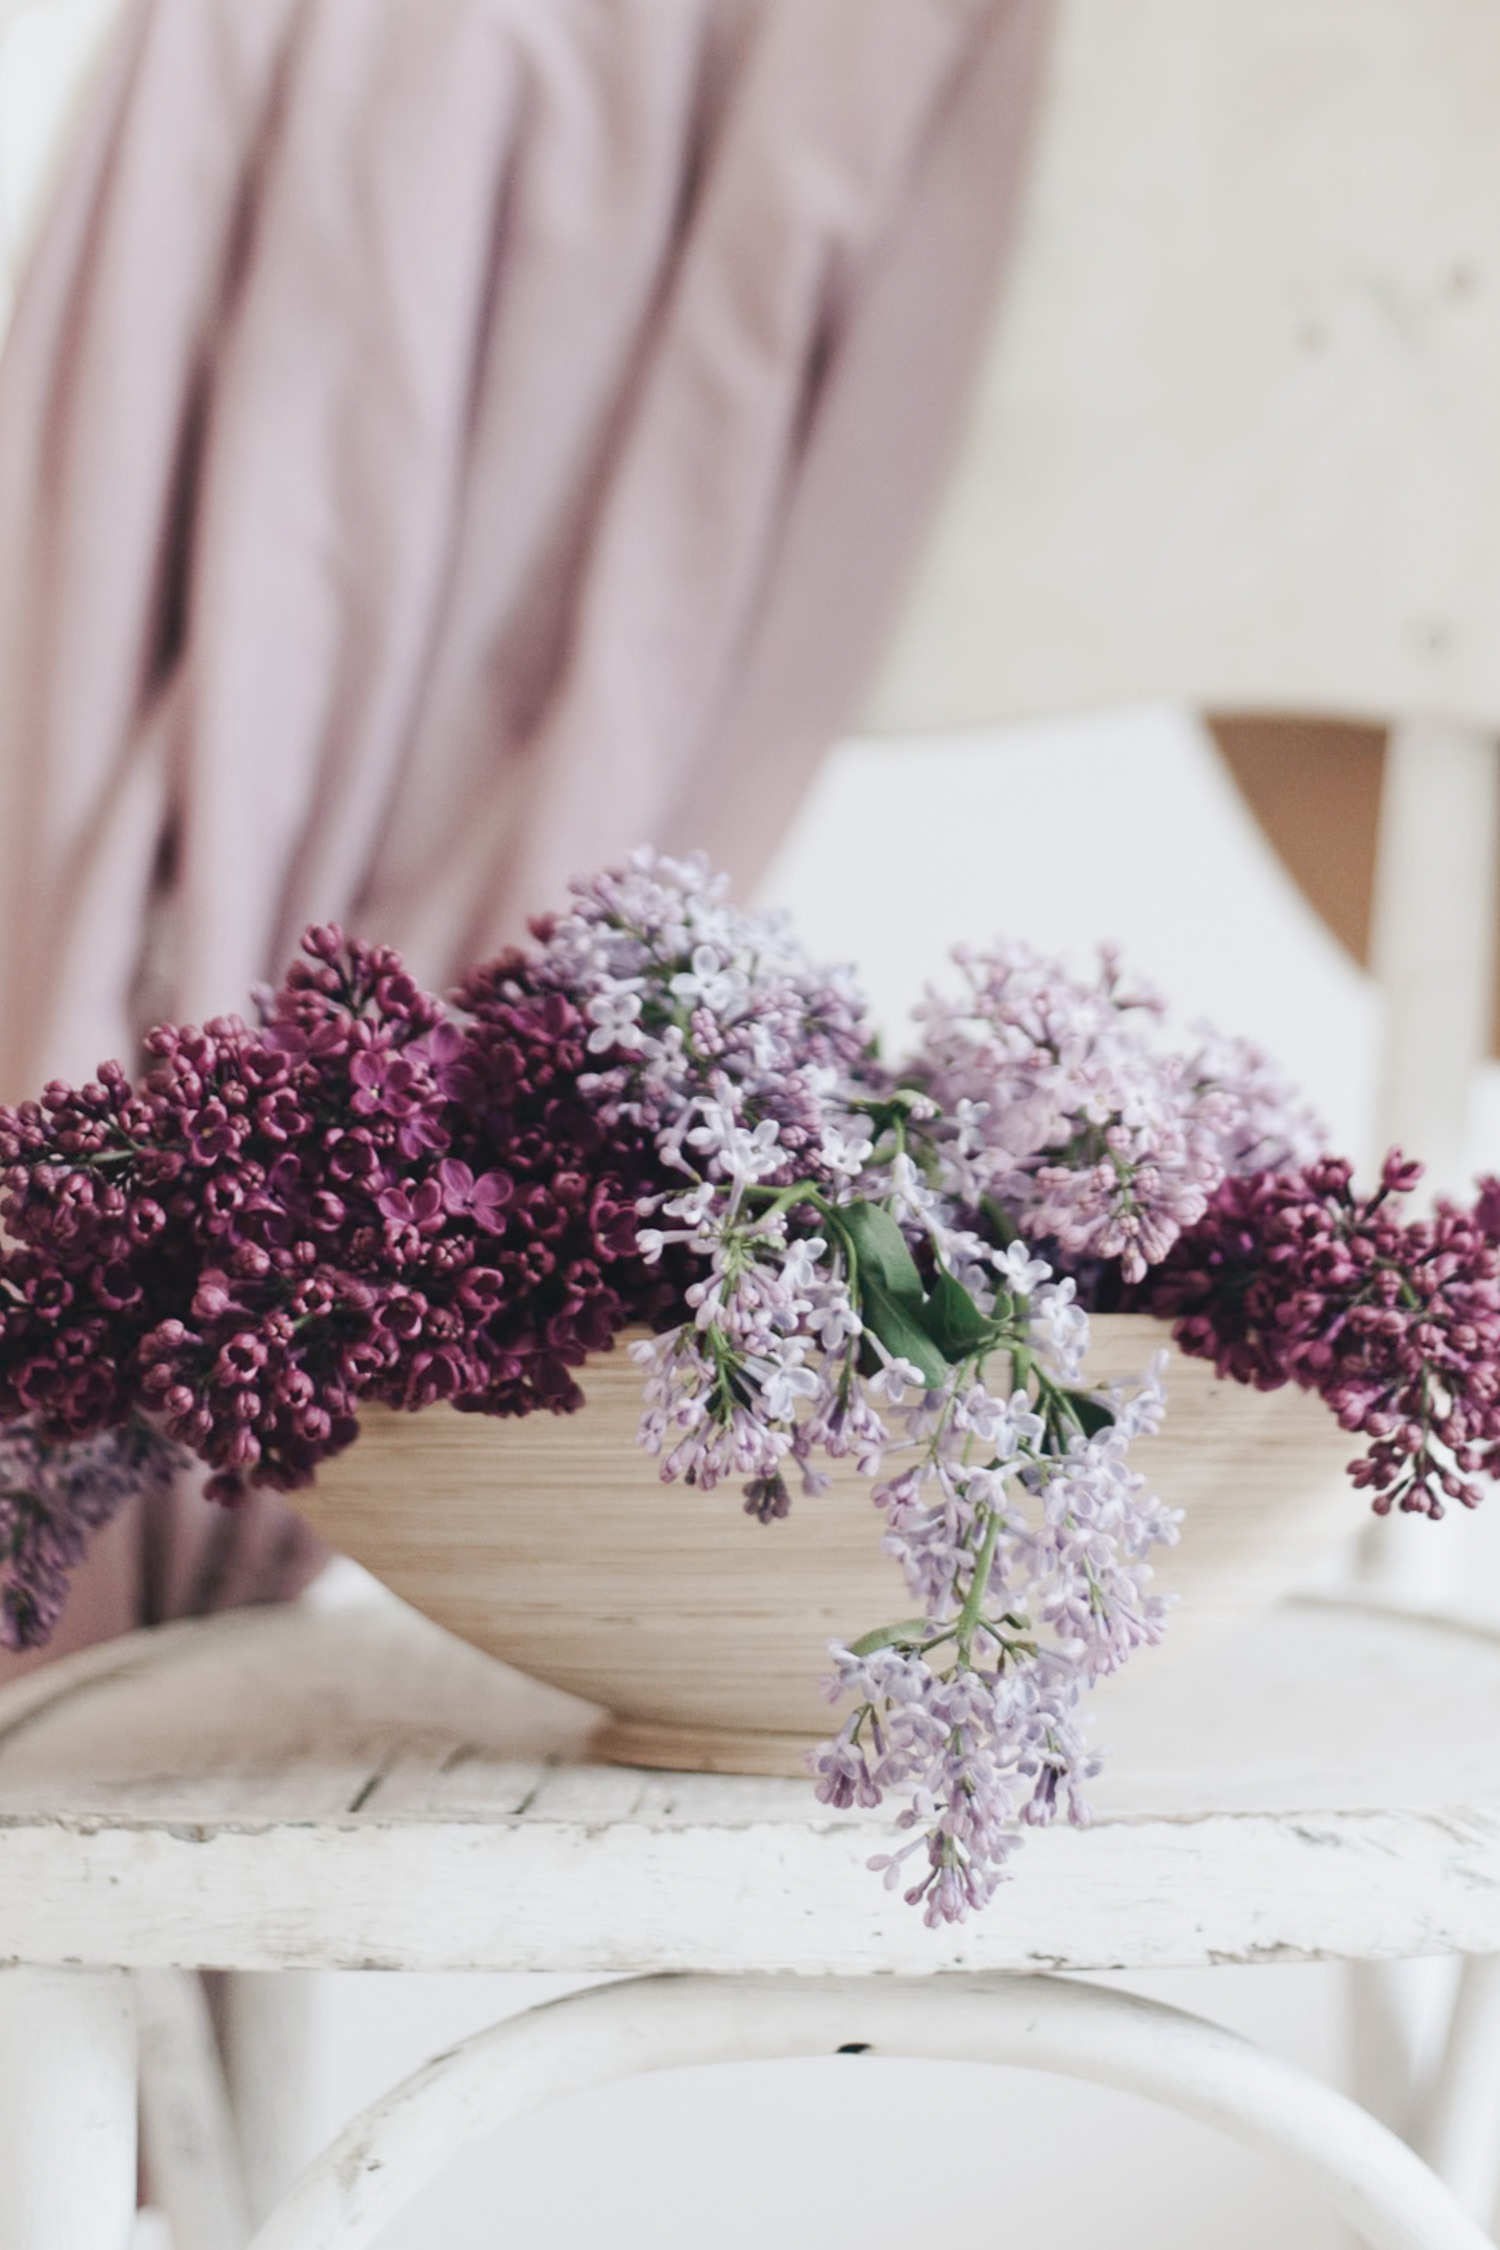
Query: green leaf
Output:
[[1059, 1388, 1116, 1439], [920, 1270, 1002, 1362], [847, 1086, 929, 1142], [857, 1279, 950, 1388], [834, 1200, 948, 1385], [833, 1200, 959, 1386], [834, 1200, 927, 1309]]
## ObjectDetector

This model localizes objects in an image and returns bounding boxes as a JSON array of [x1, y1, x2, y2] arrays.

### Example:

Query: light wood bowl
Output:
[[294, 1315, 1360, 1774]]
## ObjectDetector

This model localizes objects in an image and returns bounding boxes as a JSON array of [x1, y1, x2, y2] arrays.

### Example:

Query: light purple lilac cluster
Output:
[[912, 942, 1322, 1283], [498, 853, 1182, 1923]]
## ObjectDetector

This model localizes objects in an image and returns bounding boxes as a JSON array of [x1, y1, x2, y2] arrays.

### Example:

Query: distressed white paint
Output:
[[247, 1974, 1494, 2250], [0, 1966, 137, 2250], [1, 1598, 1499, 1976], [12, 1800, 1500, 1979], [135, 1968, 250, 2250]]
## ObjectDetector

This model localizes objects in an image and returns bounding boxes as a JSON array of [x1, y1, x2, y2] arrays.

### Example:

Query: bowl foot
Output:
[[589, 1713, 821, 1778]]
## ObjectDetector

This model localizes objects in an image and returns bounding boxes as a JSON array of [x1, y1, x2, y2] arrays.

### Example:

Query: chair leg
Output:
[[136, 1968, 251, 2250], [0, 1965, 138, 2250], [219, 1969, 319, 2225], [1349, 1958, 1430, 2134], [1412, 1956, 1500, 2224], [247, 1971, 1497, 2250]]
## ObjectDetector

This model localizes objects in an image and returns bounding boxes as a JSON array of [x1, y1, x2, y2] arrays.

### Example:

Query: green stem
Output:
[[955, 1507, 1004, 1659], [742, 1179, 831, 1221], [847, 1618, 945, 1659]]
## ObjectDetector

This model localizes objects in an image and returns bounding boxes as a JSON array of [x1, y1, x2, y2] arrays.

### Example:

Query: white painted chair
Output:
[[0, 1594, 1498, 2250], [5, 0, 1500, 2243]]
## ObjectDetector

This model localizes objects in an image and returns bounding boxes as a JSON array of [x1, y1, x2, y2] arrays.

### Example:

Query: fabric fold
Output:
[[0, 0, 1051, 1659], [2, 0, 1051, 1094]]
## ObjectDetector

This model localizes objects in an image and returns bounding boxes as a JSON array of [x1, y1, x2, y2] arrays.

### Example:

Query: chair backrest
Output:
[[863, 0, 1500, 739]]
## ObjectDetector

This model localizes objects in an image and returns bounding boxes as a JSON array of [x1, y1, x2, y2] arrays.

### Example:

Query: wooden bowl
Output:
[[294, 1315, 1360, 1774]]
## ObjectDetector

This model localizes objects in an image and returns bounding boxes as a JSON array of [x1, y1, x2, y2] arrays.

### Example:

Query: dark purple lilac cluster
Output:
[[1143, 1150, 1500, 1518], [0, 927, 675, 1637], [0, 1418, 183, 1648]]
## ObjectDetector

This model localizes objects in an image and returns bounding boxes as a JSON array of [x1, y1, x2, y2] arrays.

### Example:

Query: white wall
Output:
[[762, 703, 1380, 1160]]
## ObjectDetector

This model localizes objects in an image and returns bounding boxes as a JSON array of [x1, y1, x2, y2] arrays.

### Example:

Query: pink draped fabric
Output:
[[0, 0, 1050, 1662]]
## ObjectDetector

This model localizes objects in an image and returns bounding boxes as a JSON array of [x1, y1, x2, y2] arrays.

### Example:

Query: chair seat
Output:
[[0, 1588, 1494, 1977]]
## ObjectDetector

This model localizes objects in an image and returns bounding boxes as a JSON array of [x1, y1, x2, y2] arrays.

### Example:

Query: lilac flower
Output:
[[435, 1159, 514, 1231], [500, 850, 1179, 1922], [0, 1418, 184, 1649], [1146, 1150, 1500, 1519], [911, 941, 1322, 1285]]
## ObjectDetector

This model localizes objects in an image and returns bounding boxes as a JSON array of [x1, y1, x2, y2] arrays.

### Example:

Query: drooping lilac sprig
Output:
[[0, 1417, 184, 1648], [811, 1310, 1175, 1923], [494, 850, 1179, 1921]]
